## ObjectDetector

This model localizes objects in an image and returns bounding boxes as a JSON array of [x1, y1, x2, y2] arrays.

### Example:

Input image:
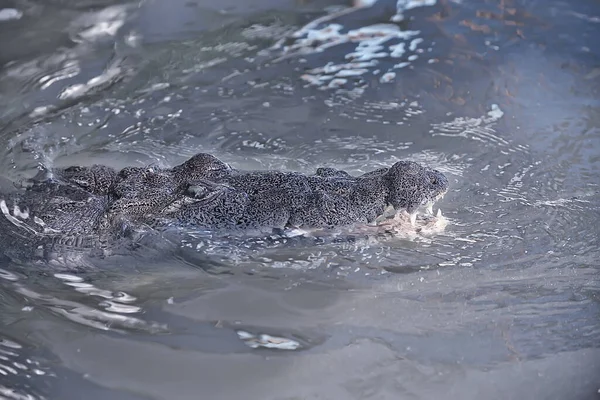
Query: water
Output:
[[0, 0, 599, 399]]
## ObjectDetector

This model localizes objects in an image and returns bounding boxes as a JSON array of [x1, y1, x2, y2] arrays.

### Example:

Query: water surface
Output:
[[0, 0, 599, 399]]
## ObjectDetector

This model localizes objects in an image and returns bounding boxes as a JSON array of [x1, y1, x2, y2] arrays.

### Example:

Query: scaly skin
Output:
[[0, 153, 449, 261], [162, 157, 448, 232]]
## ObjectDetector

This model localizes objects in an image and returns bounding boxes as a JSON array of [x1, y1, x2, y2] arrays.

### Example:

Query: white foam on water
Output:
[[487, 103, 504, 119], [0, 8, 22, 21], [237, 331, 301, 350], [380, 71, 396, 83], [271, 2, 439, 89], [409, 37, 424, 51], [294, 24, 423, 88]]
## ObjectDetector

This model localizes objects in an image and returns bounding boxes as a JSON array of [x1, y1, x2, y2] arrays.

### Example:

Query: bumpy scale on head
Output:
[[382, 161, 449, 214], [109, 167, 183, 225], [54, 165, 118, 195], [171, 153, 232, 183], [314, 167, 352, 179]]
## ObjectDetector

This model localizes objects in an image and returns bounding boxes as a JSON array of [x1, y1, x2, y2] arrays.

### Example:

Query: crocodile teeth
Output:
[[410, 212, 417, 226], [426, 203, 434, 215], [437, 208, 443, 217]]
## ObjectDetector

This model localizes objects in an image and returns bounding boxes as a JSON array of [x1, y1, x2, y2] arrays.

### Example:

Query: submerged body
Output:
[[0, 153, 449, 261], [141, 153, 449, 233]]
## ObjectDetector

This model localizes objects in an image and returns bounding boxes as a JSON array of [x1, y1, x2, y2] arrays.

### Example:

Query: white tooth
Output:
[[0, 200, 9, 216], [437, 208, 442, 217], [410, 212, 417, 226], [426, 203, 433, 215]]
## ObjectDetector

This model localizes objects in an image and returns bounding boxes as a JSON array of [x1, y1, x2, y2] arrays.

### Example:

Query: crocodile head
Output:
[[383, 161, 449, 220]]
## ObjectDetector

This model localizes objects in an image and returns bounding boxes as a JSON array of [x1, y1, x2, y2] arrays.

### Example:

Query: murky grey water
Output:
[[0, 0, 599, 399]]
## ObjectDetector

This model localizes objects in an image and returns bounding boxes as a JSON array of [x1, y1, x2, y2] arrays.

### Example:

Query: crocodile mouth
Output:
[[410, 190, 447, 226], [375, 189, 448, 227], [424, 190, 447, 215]]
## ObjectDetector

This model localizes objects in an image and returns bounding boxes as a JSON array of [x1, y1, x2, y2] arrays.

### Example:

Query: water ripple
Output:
[[0, 335, 51, 400], [0, 268, 163, 334], [430, 103, 528, 152]]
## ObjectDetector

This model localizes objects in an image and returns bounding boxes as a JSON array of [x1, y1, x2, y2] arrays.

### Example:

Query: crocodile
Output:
[[0, 153, 448, 264], [159, 155, 448, 233]]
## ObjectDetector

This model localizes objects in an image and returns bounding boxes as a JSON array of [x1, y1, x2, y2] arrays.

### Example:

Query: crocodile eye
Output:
[[430, 177, 438, 185]]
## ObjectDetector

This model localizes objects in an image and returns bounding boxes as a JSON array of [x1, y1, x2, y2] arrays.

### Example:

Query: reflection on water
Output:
[[0, 335, 50, 400], [0, 0, 599, 399]]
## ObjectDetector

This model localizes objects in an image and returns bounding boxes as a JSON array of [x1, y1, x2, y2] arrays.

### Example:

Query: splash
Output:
[[270, 1, 439, 90], [237, 330, 302, 350], [0, 8, 22, 22], [292, 209, 449, 242], [287, 24, 422, 89]]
